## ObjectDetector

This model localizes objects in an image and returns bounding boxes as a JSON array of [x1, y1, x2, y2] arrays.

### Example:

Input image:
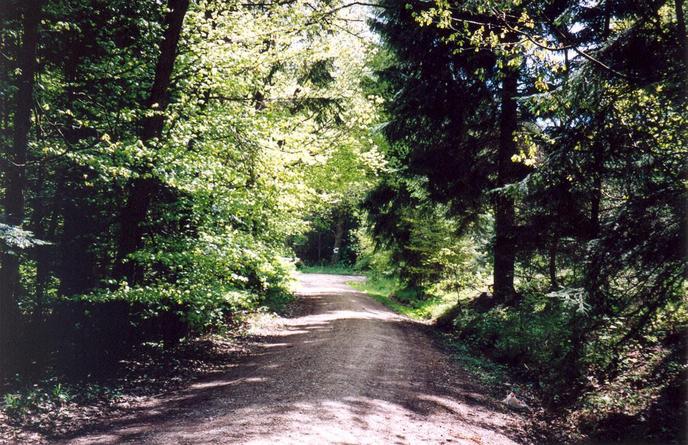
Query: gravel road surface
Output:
[[60, 273, 527, 445]]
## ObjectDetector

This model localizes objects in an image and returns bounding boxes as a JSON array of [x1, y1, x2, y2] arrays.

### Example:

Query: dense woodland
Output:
[[359, 0, 687, 440], [0, 0, 686, 443], [0, 0, 382, 373]]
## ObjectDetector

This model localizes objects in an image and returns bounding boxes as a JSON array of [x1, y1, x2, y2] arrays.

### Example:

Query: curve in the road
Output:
[[60, 273, 527, 445]]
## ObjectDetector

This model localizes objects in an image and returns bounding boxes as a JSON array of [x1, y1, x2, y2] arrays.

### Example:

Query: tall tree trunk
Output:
[[0, 0, 43, 379], [113, 0, 190, 283], [58, 176, 97, 296], [590, 140, 604, 239], [603, 0, 611, 39], [330, 209, 345, 265], [585, 139, 607, 319], [548, 236, 559, 291], [27, 119, 51, 320], [676, 0, 688, 76], [54, 51, 102, 296], [33, 178, 63, 320], [493, 64, 519, 303]]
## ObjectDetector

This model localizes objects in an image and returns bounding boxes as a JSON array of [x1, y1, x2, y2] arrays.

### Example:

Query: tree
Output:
[[370, 0, 536, 302], [0, 0, 385, 378], [113, 0, 191, 284], [0, 0, 44, 378], [368, 0, 687, 398], [522, 0, 688, 377]]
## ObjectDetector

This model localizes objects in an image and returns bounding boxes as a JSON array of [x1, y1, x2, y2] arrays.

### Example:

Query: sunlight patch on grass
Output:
[[298, 264, 363, 275], [349, 276, 454, 320]]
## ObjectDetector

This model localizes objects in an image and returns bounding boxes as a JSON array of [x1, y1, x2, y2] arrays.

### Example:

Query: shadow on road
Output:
[[56, 274, 526, 445]]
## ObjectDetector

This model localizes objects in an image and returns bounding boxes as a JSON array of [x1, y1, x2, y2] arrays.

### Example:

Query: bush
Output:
[[40, 299, 189, 376], [103, 230, 296, 331], [12, 229, 297, 379], [455, 290, 575, 397]]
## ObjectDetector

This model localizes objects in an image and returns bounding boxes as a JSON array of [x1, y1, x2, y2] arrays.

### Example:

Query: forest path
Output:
[[61, 273, 527, 445]]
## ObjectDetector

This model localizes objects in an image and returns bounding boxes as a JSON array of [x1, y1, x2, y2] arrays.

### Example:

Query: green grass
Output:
[[349, 275, 453, 320], [348, 275, 418, 315], [298, 264, 363, 275], [440, 337, 512, 391]]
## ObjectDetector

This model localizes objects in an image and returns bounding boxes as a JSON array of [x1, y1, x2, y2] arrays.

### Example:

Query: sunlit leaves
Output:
[[0, 224, 51, 251]]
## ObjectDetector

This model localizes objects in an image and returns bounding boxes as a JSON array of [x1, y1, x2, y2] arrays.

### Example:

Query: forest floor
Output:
[[5, 273, 534, 444]]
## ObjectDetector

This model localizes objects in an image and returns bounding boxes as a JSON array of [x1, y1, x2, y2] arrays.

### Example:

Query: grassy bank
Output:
[[297, 264, 364, 275], [348, 275, 457, 320], [350, 274, 686, 444]]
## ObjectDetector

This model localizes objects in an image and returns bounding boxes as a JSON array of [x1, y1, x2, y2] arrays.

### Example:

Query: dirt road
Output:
[[60, 274, 527, 444]]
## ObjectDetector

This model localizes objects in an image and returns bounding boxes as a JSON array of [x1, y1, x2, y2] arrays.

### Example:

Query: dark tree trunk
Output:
[[590, 141, 604, 239], [28, 162, 62, 319], [58, 175, 97, 296], [114, 178, 157, 283], [114, 0, 190, 283], [493, 64, 519, 303], [603, 0, 611, 38], [33, 178, 62, 320], [54, 57, 98, 297], [330, 209, 345, 265], [549, 236, 559, 291], [676, 0, 688, 71], [0, 0, 43, 379]]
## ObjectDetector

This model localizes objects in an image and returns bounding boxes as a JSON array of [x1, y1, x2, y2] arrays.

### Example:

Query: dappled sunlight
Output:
[[257, 342, 293, 349], [60, 274, 524, 445], [295, 308, 401, 324], [232, 395, 511, 445], [189, 376, 268, 391], [294, 273, 367, 297], [66, 385, 518, 445]]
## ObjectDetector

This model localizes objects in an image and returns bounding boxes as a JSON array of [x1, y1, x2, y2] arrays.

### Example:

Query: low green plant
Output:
[[1, 382, 75, 419], [454, 291, 575, 392], [298, 263, 362, 275], [51, 383, 72, 404], [83, 231, 296, 332], [350, 275, 449, 320], [442, 339, 512, 390], [3, 393, 23, 416]]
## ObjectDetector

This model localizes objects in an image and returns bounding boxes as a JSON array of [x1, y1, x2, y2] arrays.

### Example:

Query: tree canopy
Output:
[[0, 0, 685, 441]]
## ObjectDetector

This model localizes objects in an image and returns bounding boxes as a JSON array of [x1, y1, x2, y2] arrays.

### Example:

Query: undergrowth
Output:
[[349, 274, 455, 320], [297, 263, 363, 275], [353, 272, 687, 444]]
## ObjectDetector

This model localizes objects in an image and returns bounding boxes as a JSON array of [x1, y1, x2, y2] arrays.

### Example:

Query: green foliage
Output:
[[2, 383, 73, 418], [0, 224, 51, 250], [292, 203, 362, 267], [298, 264, 361, 276], [0, 0, 384, 379], [2, 393, 23, 416], [365, 2, 687, 440], [85, 231, 296, 331], [363, 176, 492, 293], [0, 0, 685, 441], [442, 340, 510, 390], [351, 275, 449, 320], [349, 275, 419, 318], [454, 291, 575, 393]]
